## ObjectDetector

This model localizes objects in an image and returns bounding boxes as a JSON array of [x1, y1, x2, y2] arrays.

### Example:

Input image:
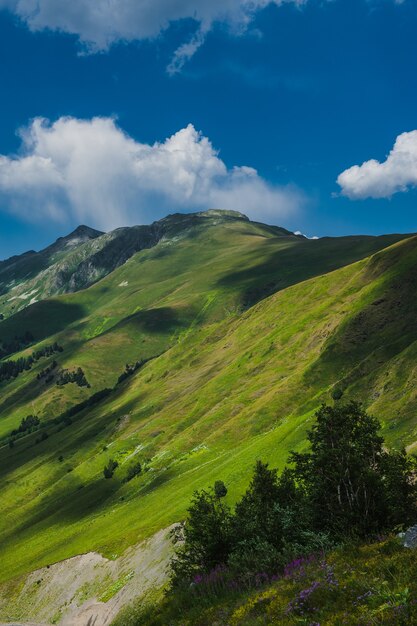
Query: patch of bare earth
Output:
[[0, 526, 175, 626]]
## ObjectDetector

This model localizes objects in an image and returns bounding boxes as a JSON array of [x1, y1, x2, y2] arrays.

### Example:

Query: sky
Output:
[[0, 0, 417, 258]]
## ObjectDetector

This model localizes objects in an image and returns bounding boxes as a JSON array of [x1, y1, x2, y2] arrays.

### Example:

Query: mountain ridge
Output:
[[0, 211, 417, 623], [0, 210, 261, 319]]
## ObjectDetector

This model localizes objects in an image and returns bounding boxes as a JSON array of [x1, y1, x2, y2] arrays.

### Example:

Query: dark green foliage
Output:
[[214, 480, 227, 499], [103, 458, 118, 479], [171, 489, 232, 585], [230, 464, 317, 576], [233, 461, 282, 549], [11, 414, 40, 437], [379, 448, 416, 529], [124, 461, 142, 483], [56, 367, 90, 388], [227, 537, 281, 578], [0, 342, 62, 383], [331, 387, 344, 400], [171, 403, 417, 590], [290, 402, 417, 537]]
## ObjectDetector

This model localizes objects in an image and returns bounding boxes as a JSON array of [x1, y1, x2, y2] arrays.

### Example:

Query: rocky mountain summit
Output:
[[0, 210, 252, 319]]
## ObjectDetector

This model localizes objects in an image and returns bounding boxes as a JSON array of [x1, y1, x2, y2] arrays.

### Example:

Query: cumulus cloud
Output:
[[337, 131, 417, 200], [0, 117, 305, 230], [0, 0, 307, 68]]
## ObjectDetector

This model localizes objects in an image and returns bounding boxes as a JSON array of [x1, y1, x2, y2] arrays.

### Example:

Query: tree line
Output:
[[0, 342, 63, 383]]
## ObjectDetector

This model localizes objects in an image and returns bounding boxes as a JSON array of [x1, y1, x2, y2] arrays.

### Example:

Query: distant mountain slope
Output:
[[0, 211, 415, 608], [0, 225, 103, 312], [0, 212, 408, 440], [0, 212, 254, 318], [0, 211, 408, 320]]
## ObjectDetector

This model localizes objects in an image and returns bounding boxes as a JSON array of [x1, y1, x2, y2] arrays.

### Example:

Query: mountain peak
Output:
[[50, 224, 104, 249], [66, 225, 104, 240]]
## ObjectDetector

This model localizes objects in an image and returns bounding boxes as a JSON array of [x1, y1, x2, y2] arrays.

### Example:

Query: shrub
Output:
[[124, 461, 142, 482], [214, 480, 227, 499], [331, 387, 343, 400], [103, 458, 119, 479]]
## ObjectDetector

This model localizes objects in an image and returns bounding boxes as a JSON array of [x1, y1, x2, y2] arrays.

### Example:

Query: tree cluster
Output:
[[11, 414, 40, 437], [124, 461, 142, 483], [171, 403, 417, 587], [56, 367, 90, 388], [117, 359, 148, 385], [103, 458, 119, 479], [0, 342, 63, 383]]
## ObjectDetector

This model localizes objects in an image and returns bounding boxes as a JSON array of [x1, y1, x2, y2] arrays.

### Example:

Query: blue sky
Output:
[[0, 0, 417, 258]]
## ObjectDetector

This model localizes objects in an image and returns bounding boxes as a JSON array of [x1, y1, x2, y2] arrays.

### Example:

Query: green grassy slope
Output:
[[0, 212, 404, 438], [0, 212, 414, 586]]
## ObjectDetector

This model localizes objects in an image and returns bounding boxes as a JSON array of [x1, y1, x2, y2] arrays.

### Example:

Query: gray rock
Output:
[[403, 524, 417, 548]]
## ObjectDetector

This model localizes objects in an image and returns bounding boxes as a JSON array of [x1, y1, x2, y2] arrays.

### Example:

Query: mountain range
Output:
[[0, 209, 416, 624]]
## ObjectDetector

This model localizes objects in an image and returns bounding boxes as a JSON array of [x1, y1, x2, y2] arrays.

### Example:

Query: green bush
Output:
[[103, 458, 119, 479], [170, 402, 417, 589], [124, 461, 142, 483]]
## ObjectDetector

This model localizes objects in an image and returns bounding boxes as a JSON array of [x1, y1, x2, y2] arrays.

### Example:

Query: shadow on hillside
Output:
[[0, 300, 86, 343], [303, 243, 417, 393], [218, 234, 407, 309], [0, 376, 51, 418], [0, 401, 130, 530], [13, 473, 121, 535], [0, 333, 88, 424], [0, 252, 49, 293], [103, 306, 189, 336], [139, 467, 176, 496]]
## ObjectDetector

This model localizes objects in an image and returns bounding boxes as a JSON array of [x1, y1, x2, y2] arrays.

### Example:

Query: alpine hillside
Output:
[[0, 209, 416, 624]]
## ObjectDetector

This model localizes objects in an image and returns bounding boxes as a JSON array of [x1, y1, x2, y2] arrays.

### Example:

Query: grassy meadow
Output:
[[0, 212, 415, 592]]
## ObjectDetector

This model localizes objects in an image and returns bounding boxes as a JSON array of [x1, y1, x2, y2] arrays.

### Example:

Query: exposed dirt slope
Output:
[[0, 526, 174, 626]]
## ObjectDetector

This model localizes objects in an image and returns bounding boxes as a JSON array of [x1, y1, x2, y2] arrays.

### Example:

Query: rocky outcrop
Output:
[[402, 524, 417, 548]]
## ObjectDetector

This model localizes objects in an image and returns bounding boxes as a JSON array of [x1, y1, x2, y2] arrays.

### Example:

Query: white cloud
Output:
[[337, 131, 417, 200], [0, 0, 307, 68], [0, 116, 305, 230], [0, 1, 407, 70]]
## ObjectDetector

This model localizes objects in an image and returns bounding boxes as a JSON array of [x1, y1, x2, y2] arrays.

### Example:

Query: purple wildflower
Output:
[[286, 581, 321, 615], [353, 590, 373, 606]]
